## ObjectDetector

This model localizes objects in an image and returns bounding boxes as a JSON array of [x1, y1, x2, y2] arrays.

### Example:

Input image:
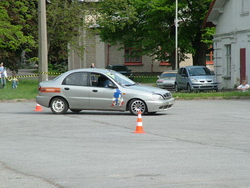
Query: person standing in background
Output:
[[0, 62, 7, 88], [90, 63, 96, 68]]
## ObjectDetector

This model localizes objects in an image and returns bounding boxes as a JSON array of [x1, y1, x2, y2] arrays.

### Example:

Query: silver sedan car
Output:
[[156, 71, 177, 90], [36, 69, 175, 115]]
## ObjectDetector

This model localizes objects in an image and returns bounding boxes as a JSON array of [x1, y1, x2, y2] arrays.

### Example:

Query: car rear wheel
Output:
[[50, 97, 68, 114], [129, 99, 147, 115]]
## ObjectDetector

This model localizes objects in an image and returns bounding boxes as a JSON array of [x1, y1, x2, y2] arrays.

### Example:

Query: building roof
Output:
[[203, 0, 228, 28]]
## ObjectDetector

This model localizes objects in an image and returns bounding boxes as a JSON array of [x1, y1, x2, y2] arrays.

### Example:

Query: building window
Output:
[[241, 0, 249, 16], [124, 48, 142, 65], [206, 47, 214, 65], [225, 45, 231, 76]]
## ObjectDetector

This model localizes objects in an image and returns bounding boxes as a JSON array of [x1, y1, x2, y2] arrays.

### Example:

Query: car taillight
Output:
[[39, 87, 61, 93]]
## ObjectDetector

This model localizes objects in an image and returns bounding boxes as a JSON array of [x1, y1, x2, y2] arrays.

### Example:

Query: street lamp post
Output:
[[175, 0, 178, 70], [38, 0, 48, 82]]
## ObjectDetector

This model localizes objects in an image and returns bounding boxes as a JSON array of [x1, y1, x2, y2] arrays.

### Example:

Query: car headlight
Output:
[[152, 93, 164, 100], [191, 78, 198, 83]]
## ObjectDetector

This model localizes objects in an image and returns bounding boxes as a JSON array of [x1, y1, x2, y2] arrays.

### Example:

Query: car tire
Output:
[[129, 99, 147, 115], [50, 97, 68, 114], [175, 83, 180, 92], [187, 84, 192, 93]]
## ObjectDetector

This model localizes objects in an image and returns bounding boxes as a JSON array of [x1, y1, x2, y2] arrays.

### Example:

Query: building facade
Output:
[[205, 0, 250, 89], [68, 29, 193, 73]]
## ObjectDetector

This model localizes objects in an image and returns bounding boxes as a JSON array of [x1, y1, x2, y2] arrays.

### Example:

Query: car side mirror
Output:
[[108, 82, 117, 88]]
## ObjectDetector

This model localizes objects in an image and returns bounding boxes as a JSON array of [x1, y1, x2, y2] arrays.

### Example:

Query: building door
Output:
[[240, 48, 246, 83]]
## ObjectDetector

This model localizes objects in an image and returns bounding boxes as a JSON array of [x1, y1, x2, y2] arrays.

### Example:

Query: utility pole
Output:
[[175, 0, 178, 70], [38, 0, 48, 82]]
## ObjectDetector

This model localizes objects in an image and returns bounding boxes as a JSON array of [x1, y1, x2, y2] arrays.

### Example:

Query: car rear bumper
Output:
[[36, 95, 51, 108]]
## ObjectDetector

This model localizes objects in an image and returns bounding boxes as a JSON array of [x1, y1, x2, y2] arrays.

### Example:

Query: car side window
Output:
[[91, 73, 113, 88], [177, 68, 182, 75], [62, 72, 88, 86], [90, 73, 99, 86], [182, 68, 188, 77]]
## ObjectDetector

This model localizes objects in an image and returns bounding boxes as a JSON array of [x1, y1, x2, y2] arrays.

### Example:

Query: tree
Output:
[[1, 0, 97, 73], [96, 0, 213, 69], [45, 0, 99, 70], [0, 0, 36, 74]]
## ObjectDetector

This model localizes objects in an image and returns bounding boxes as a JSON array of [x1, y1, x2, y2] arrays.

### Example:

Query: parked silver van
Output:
[[175, 66, 218, 92]]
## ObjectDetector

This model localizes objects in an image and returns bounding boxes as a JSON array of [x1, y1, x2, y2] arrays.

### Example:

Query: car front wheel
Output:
[[187, 84, 192, 93], [175, 83, 180, 92], [50, 97, 68, 114], [129, 99, 147, 115]]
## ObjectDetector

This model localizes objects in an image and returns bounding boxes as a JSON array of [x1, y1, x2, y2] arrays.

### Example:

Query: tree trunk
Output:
[[193, 41, 207, 66]]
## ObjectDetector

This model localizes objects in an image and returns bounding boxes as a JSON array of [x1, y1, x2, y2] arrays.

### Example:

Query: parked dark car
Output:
[[106, 65, 132, 77]]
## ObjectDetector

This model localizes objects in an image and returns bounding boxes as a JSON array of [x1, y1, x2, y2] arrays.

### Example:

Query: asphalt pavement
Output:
[[0, 100, 250, 188]]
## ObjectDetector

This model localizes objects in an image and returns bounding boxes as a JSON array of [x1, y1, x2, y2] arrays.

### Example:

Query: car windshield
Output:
[[105, 71, 135, 86], [188, 67, 213, 76], [161, 73, 177, 78]]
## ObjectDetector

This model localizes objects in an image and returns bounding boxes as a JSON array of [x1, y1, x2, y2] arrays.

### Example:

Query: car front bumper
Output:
[[191, 83, 218, 90], [146, 97, 175, 113]]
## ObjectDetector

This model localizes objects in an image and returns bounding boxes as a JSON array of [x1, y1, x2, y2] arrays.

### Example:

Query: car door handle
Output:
[[64, 88, 70, 90], [92, 90, 98, 92]]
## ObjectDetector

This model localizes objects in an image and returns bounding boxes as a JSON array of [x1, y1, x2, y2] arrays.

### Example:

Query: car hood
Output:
[[127, 84, 169, 94]]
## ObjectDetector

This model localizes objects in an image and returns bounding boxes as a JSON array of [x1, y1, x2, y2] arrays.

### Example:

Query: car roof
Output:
[[68, 68, 111, 73], [107, 65, 127, 67], [63, 68, 114, 74], [183, 66, 206, 68]]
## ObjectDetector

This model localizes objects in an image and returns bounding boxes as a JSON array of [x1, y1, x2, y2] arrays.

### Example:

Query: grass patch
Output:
[[0, 79, 39, 101], [173, 91, 250, 100], [133, 76, 158, 83]]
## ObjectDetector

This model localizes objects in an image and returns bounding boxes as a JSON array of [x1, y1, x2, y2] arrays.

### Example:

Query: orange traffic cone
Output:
[[34, 103, 43, 112], [134, 110, 146, 134]]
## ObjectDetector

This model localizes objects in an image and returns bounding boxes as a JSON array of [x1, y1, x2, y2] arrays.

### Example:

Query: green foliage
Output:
[[0, 0, 96, 73], [97, 0, 213, 67], [48, 62, 68, 73], [133, 76, 158, 83], [0, 0, 37, 73], [201, 27, 215, 45], [46, 0, 88, 64]]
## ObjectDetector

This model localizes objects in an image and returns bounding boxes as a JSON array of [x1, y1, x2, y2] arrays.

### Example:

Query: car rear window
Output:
[[161, 73, 177, 77]]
